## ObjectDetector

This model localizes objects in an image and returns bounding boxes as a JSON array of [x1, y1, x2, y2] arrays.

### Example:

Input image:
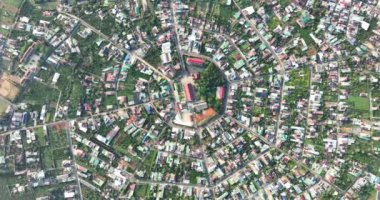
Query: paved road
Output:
[[59, 11, 172, 83], [228, 116, 344, 194], [170, 2, 188, 73], [59, 11, 181, 124], [230, 1, 287, 146], [79, 178, 101, 192], [0, 98, 165, 136], [232, 0, 285, 74], [18, 8, 345, 200], [212, 149, 269, 186], [159, 148, 203, 160], [301, 66, 314, 152], [135, 179, 209, 189], [65, 124, 84, 200]]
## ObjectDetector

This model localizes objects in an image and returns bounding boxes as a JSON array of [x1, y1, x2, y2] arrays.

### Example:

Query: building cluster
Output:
[[0, 126, 80, 199], [0, 0, 380, 199]]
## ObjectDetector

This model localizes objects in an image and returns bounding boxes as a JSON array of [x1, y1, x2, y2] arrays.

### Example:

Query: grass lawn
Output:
[[48, 127, 68, 148], [135, 184, 150, 197], [227, 50, 240, 63], [120, 66, 151, 101], [41, 147, 55, 169], [369, 187, 378, 200], [82, 14, 124, 37], [123, 80, 137, 101], [298, 26, 314, 45], [347, 139, 380, 176], [31, 0, 58, 10], [19, 0, 48, 22], [104, 95, 118, 107], [0, 175, 33, 200], [21, 81, 60, 107], [279, 0, 292, 7], [32, 185, 64, 199], [0, 0, 24, 25], [195, 1, 209, 18], [113, 134, 133, 153], [373, 131, 380, 137], [67, 79, 83, 118], [0, 28, 10, 35], [189, 171, 204, 184], [212, 3, 233, 24], [144, 47, 161, 67], [268, 17, 281, 30], [2, 0, 23, 7], [240, 42, 250, 53], [53, 147, 70, 161], [81, 185, 102, 200], [143, 150, 157, 169], [235, 0, 253, 7], [286, 67, 310, 88], [347, 95, 370, 111], [335, 172, 357, 190], [35, 127, 47, 146]]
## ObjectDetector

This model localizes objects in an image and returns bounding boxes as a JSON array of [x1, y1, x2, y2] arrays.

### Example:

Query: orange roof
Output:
[[194, 108, 216, 123], [126, 115, 136, 125]]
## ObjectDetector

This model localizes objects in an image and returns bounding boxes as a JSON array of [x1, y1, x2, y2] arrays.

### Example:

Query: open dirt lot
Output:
[[0, 75, 20, 101], [0, 0, 23, 28]]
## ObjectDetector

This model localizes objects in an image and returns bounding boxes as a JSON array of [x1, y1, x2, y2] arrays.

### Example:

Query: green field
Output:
[[194, 1, 210, 18], [0, 175, 33, 200], [279, 0, 292, 7], [32, 0, 58, 10], [143, 150, 157, 169], [235, 0, 253, 7], [335, 172, 357, 190], [0, 0, 24, 34], [298, 26, 314, 45], [347, 139, 380, 176], [348, 95, 370, 111], [143, 47, 161, 67], [286, 67, 310, 88], [104, 95, 118, 107], [48, 127, 68, 148], [0, 98, 11, 116], [41, 147, 55, 169], [35, 127, 47, 146], [81, 185, 103, 200], [20, 81, 60, 107], [227, 50, 240, 64], [268, 17, 281, 30], [240, 42, 250, 54], [135, 184, 150, 197], [189, 171, 204, 184], [41, 127, 69, 169], [213, 3, 233, 23]]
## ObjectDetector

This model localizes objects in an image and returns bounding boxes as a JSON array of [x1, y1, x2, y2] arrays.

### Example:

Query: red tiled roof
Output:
[[184, 83, 195, 101], [217, 86, 225, 100], [187, 58, 205, 65]]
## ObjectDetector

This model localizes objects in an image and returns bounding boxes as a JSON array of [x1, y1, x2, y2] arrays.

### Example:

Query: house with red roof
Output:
[[184, 83, 195, 102], [186, 57, 205, 66], [216, 86, 225, 100]]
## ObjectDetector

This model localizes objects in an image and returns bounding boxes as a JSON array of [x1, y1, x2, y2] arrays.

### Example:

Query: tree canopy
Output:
[[197, 63, 226, 112]]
